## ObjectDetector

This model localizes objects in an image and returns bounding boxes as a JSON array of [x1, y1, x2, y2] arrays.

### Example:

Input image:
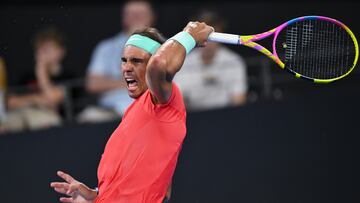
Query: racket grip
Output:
[[208, 32, 240, 45]]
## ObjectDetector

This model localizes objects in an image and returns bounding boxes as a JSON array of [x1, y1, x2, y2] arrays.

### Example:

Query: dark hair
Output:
[[132, 27, 166, 44], [193, 9, 226, 32], [33, 26, 66, 49]]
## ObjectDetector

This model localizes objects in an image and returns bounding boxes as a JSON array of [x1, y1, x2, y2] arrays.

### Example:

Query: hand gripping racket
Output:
[[208, 16, 359, 83]]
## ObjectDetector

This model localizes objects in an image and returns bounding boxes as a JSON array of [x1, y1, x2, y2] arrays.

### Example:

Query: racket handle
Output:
[[208, 32, 240, 45]]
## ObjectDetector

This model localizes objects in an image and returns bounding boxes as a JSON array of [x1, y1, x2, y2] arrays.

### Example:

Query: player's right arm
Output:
[[145, 22, 214, 104]]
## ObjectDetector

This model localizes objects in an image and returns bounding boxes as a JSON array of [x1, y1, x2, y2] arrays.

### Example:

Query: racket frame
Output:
[[208, 16, 359, 83]]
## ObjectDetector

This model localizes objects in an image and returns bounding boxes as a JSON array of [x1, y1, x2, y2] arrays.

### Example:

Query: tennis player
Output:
[[50, 21, 214, 203]]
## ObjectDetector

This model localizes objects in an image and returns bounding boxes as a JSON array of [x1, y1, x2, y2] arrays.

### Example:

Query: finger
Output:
[[51, 182, 71, 195], [50, 182, 69, 189], [197, 40, 208, 47], [57, 171, 75, 183], [188, 22, 197, 29], [54, 187, 68, 195], [60, 197, 74, 203]]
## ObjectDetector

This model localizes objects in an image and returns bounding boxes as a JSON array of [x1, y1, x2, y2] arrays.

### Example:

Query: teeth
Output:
[[125, 78, 137, 88], [129, 81, 137, 87]]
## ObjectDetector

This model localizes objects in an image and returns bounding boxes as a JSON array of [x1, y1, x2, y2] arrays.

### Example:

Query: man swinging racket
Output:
[[50, 21, 214, 203]]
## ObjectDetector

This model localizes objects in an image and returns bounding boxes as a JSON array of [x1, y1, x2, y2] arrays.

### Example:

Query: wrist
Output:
[[168, 31, 196, 54], [78, 183, 98, 200], [91, 189, 98, 199], [87, 187, 98, 200]]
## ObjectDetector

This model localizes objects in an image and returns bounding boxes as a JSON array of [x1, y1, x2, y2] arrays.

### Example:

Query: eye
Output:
[[132, 58, 143, 64], [121, 57, 127, 63]]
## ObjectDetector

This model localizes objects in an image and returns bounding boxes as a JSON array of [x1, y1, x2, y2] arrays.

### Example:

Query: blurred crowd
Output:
[[0, 0, 248, 134]]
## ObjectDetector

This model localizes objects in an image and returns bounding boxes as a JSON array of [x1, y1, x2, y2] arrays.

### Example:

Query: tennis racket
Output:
[[208, 16, 359, 83]]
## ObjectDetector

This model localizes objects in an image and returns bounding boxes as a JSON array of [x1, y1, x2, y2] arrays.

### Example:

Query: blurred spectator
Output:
[[1, 27, 66, 132], [0, 57, 6, 133], [78, 0, 155, 122], [174, 9, 248, 111]]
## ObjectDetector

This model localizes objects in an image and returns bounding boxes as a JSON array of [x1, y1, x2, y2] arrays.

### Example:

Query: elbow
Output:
[[147, 55, 167, 74]]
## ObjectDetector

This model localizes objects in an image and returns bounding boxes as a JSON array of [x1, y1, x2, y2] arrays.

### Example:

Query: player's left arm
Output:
[[145, 22, 214, 104]]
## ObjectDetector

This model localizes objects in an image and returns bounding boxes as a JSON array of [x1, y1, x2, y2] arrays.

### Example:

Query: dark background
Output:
[[0, 92, 359, 202], [0, 0, 359, 202]]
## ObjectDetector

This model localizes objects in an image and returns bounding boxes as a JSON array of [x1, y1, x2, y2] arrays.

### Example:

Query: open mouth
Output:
[[126, 78, 138, 91]]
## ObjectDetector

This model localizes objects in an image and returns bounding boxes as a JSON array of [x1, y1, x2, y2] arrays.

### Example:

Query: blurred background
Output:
[[0, 0, 359, 202]]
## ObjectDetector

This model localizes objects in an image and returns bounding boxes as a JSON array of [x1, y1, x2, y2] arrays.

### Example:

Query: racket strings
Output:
[[276, 19, 355, 79]]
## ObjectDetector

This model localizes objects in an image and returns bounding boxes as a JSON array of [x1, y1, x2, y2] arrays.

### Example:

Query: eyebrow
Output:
[[121, 57, 146, 63]]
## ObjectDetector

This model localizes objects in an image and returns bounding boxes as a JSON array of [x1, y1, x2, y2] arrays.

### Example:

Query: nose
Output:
[[122, 61, 134, 72]]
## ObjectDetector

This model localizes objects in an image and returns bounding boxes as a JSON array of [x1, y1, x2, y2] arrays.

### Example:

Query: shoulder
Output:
[[163, 83, 185, 116], [141, 83, 186, 121], [170, 83, 182, 100], [147, 83, 183, 107]]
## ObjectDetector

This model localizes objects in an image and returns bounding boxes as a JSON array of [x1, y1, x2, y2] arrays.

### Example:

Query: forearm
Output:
[[146, 22, 213, 103], [78, 183, 98, 201], [146, 41, 186, 103], [86, 75, 127, 94]]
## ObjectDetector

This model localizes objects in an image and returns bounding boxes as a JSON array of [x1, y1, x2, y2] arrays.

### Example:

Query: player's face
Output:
[[121, 45, 151, 99]]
